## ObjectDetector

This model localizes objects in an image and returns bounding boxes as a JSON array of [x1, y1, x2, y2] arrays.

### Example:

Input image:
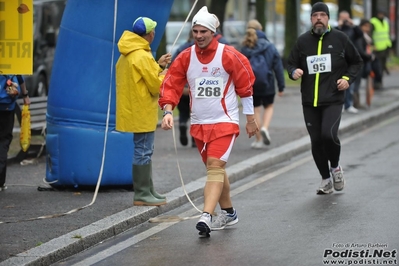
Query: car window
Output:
[[165, 22, 191, 55], [265, 23, 285, 55], [223, 21, 246, 49]]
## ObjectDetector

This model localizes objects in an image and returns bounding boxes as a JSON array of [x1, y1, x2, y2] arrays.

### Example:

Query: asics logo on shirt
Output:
[[199, 78, 219, 86], [310, 56, 327, 63]]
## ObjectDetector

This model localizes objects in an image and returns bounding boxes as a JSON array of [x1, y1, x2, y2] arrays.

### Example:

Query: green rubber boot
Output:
[[148, 162, 166, 200], [133, 164, 166, 206]]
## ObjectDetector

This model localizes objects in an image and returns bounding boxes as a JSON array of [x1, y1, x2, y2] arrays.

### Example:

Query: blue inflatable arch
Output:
[[46, 0, 174, 187]]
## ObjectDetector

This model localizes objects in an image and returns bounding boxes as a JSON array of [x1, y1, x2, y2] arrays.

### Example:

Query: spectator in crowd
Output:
[[241, 27, 285, 148], [246, 19, 269, 41], [335, 10, 363, 114], [0, 75, 30, 191], [370, 9, 392, 90], [115, 16, 171, 206], [353, 19, 374, 109]]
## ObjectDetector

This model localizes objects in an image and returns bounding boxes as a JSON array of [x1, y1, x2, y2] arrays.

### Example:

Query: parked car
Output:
[[165, 21, 191, 57], [24, 0, 67, 97], [222, 20, 246, 49], [166, 20, 284, 55], [265, 22, 285, 56]]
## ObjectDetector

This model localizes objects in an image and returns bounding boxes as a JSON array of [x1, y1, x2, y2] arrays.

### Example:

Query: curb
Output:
[[2, 100, 399, 266]]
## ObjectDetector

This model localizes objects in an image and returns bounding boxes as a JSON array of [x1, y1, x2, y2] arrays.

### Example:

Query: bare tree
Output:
[[371, 0, 378, 17], [210, 0, 229, 33], [338, 0, 352, 17], [193, 0, 207, 16], [256, 0, 266, 30], [157, 0, 206, 58], [284, 0, 299, 62]]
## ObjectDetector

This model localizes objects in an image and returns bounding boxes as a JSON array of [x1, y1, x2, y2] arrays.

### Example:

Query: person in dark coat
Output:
[[352, 19, 374, 108], [241, 27, 285, 149]]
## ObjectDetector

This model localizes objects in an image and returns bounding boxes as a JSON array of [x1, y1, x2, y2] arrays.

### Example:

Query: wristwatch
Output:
[[22, 91, 29, 98], [163, 110, 173, 117]]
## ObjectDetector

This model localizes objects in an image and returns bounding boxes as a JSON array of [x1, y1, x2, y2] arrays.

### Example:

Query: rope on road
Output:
[[0, 0, 119, 224], [0, 0, 203, 224], [150, 0, 205, 223]]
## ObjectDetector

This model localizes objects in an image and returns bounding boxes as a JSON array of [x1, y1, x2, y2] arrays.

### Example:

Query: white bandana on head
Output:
[[192, 6, 220, 33]]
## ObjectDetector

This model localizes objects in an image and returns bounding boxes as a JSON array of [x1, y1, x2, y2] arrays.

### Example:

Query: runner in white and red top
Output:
[[159, 6, 258, 236]]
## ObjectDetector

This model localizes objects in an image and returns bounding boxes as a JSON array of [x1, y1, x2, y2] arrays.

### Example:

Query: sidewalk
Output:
[[1, 73, 399, 266]]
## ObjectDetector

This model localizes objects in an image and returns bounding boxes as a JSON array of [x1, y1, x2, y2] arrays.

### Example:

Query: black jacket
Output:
[[355, 34, 372, 63], [241, 38, 285, 96], [335, 24, 363, 43], [287, 27, 363, 106]]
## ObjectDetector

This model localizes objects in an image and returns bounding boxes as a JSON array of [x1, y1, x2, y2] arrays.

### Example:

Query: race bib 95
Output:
[[306, 54, 332, 74]]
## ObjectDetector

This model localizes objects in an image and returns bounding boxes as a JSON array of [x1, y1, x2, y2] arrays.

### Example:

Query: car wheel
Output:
[[36, 74, 48, 97]]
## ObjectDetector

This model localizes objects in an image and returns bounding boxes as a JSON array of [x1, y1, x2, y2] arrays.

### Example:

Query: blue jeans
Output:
[[344, 83, 355, 109], [133, 132, 154, 165], [352, 70, 363, 94]]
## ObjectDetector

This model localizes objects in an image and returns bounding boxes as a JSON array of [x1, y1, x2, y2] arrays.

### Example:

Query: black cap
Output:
[[377, 9, 386, 15], [311, 2, 330, 18], [359, 19, 370, 27]]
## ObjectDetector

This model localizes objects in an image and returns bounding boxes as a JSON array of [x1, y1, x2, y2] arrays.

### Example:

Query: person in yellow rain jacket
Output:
[[115, 16, 171, 206], [370, 9, 392, 87]]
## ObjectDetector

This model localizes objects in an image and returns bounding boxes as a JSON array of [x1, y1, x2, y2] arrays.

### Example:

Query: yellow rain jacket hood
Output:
[[115, 30, 164, 133]]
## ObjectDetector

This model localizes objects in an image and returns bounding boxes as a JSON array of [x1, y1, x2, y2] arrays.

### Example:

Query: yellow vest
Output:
[[370, 17, 392, 51]]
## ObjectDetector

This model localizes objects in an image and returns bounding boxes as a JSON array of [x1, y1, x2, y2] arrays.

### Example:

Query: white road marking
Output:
[[70, 115, 399, 266], [71, 155, 312, 266]]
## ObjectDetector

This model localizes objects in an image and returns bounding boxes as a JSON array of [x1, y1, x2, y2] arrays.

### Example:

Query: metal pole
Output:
[[272, 0, 276, 42], [296, 0, 301, 37], [396, 0, 399, 54], [364, 0, 371, 19]]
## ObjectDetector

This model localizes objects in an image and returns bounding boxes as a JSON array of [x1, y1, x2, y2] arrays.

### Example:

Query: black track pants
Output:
[[0, 110, 15, 186], [302, 104, 342, 179], [177, 94, 190, 125]]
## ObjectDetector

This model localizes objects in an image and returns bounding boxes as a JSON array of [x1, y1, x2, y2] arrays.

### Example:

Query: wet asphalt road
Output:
[[54, 112, 399, 266]]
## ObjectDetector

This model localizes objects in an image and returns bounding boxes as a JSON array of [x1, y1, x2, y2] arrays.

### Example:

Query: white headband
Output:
[[192, 6, 220, 33]]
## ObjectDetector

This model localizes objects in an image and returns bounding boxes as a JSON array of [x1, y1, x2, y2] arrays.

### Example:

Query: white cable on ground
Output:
[[171, 118, 202, 214], [150, 0, 206, 223], [1, 0, 202, 224], [0, 0, 119, 224], [168, 0, 201, 214]]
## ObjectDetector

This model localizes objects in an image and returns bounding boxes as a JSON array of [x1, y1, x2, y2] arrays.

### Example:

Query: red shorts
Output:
[[194, 134, 236, 163]]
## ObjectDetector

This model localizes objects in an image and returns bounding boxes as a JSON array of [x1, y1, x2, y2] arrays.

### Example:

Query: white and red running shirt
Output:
[[159, 38, 255, 143]]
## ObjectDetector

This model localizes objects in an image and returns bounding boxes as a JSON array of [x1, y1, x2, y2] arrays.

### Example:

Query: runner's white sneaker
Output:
[[211, 209, 238, 231], [251, 140, 264, 149], [196, 213, 212, 234], [346, 106, 358, 114], [260, 127, 271, 145], [331, 166, 345, 191], [316, 178, 333, 194]]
